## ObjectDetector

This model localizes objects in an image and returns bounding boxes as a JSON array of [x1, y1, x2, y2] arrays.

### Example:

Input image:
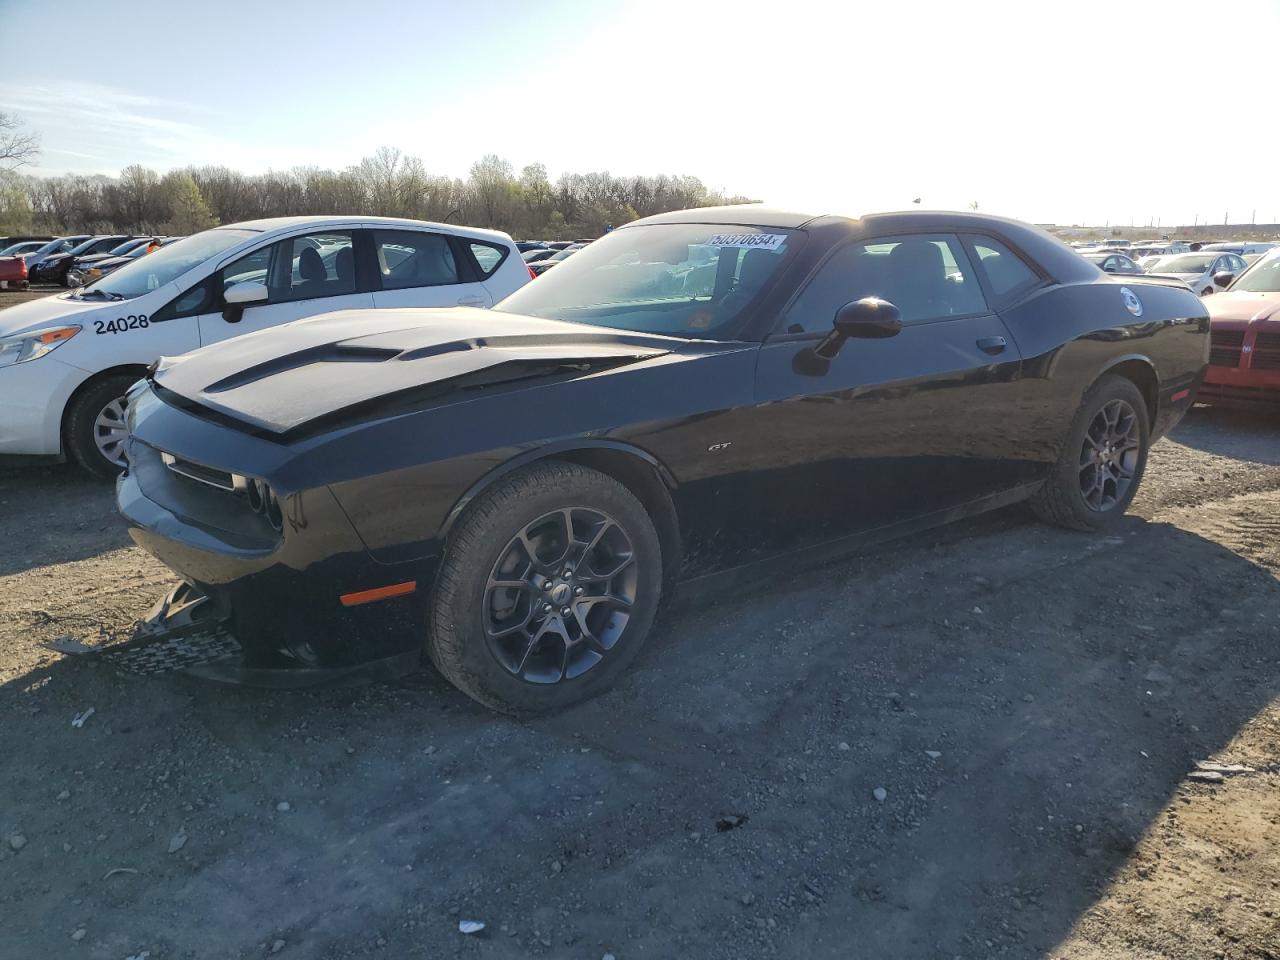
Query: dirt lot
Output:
[[0, 284, 62, 311], [1, 389, 1279, 958]]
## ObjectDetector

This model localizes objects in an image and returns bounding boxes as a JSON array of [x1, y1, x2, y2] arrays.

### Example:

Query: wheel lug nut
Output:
[[563, 567, 573, 576], [574, 586, 584, 596], [542, 603, 552, 614], [561, 607, 571, 617]]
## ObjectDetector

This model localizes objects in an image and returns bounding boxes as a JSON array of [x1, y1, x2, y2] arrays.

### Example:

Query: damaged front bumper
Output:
[[50, 580, 423, 687]]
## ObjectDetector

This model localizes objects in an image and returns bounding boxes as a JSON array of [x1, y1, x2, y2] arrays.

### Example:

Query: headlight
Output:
[[0, 325, 80, 368]]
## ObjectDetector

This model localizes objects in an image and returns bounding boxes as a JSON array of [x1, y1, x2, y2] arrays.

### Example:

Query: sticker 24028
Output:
[[94, 315, 149, 334]]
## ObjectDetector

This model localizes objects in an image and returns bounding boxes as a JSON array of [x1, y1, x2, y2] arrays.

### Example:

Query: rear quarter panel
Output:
[[1000, 278, 1208, 460]]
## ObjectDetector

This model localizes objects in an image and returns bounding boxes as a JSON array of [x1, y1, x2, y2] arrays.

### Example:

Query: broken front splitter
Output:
[[46, 582, 239, 676]]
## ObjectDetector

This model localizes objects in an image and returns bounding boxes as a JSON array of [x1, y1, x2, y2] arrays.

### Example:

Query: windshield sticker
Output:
[[706, 233, 787, 251]]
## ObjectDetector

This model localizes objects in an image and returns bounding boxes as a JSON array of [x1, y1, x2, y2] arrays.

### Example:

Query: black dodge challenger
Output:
[[117, 208, 1209, 712]]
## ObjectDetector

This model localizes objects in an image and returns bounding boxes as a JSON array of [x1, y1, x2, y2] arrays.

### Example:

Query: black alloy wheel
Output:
[[1030, 374, 1150, 532], [484, 507, 637, 684], [428, 461, 662, 714], [1077, 399, 1142, 512]]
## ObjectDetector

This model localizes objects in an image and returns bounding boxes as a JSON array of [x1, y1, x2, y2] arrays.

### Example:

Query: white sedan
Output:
[[0, 216, 530, 476], [1144, 251, 1248, 297]]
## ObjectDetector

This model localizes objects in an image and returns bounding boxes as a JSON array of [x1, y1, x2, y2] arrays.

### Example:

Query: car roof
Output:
[[221, 215, 510, 243], [631, 206, 1096, 283]]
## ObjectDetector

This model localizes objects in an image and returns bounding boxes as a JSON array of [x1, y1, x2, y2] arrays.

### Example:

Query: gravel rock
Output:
[[872, 787, 887, 803], [8, 833, 27, 851]]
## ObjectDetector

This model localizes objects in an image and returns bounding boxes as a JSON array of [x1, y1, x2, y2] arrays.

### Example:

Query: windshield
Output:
[[1156, 254, 1213, 274], [1230, 253, 1280, 292], [495, 222, 797, 338], [80, 228, 258, 300]]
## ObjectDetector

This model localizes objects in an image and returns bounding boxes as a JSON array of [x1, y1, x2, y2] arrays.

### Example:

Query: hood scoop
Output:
[[151, 308, 674, 437]]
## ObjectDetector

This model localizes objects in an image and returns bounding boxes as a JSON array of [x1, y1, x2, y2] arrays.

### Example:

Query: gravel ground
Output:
[[1, 402, 1279, 960], [0, 284, 63, 311]]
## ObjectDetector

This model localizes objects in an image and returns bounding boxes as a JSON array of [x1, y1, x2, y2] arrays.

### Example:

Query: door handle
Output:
[[456, 295, 486, 307], [976, 336, 1007, 355]]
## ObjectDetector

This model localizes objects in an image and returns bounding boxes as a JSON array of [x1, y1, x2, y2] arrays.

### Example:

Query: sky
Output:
[[4, 0, 1279, 227]]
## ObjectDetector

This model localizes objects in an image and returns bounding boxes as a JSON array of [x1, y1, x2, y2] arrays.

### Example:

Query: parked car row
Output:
[[0, 216, 529, 475], [517, 238, 596, 275]]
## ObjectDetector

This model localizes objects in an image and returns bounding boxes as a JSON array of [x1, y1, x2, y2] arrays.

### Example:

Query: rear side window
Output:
[[469, 241, 508, 277], [373, 230, 459, 289], [970, 237, 1040, 300]]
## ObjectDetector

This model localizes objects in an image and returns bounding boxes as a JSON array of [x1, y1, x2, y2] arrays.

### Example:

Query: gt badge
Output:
[[1120, 287, 1143, 317]]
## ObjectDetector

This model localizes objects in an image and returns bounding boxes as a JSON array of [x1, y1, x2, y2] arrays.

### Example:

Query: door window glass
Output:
[[972, 237, 1040, 298], [279, 232, 357, 301], [781, 233, 985, 334], [469, 241, 506, 276], [373, 230, 458, 290]]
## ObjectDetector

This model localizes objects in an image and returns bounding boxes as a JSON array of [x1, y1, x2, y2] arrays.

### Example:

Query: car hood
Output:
[[1206, 291, 1280, 324], [0, 292, 114, 337], [150, 307, 681, 437]]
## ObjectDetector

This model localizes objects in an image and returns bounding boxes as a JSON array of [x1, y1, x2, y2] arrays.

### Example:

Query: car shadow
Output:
[[0, 463, 131, 577], [1171, 403, 1280, 464], [1, 505, 1276, 958]]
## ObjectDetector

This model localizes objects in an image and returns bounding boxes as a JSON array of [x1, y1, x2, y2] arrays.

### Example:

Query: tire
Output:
[[1030, 374, 1150, 532], [428, 461, 663, 714], [64, 373, 138, 479]]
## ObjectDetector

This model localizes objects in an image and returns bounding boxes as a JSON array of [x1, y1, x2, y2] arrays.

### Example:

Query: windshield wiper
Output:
[[73, 288, 125, 301]]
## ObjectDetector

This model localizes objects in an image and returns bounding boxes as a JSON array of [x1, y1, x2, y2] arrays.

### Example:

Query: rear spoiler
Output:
[[1107, 274, 1192, 291]]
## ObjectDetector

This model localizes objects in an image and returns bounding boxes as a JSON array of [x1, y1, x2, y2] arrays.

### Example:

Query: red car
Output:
[[0, 255, 28, 290], [1202, 250, 1280, 404]]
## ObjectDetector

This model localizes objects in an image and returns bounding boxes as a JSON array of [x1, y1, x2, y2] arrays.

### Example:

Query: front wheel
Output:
[[1030, 375, 1150, 532], [65, 374, 138, 479], [428, 462, 663, 714]]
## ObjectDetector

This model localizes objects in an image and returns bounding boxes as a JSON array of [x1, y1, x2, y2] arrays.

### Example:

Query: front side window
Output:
[[781, 233, 985, 334], [495, 222, 797, 339], [373, 230, 458, 290]]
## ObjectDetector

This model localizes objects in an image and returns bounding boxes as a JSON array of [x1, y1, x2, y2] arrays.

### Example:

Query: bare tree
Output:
[[0, 113, 40, 170]]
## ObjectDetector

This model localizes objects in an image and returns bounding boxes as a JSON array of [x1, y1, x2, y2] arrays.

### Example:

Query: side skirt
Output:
[[673, 482, 1044, 604]]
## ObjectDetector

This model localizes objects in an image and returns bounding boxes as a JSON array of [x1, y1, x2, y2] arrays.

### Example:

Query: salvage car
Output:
[[1200, 248, 1280, 405], [1146, 251, 1248, 296], [115, 207, 1208, 713], [30, 234, 135, 285], [0, 253, 29, 290], [0, 216, 527, 477]]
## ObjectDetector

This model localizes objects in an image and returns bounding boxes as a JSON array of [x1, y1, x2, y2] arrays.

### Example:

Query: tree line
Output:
[[0, 146, 755, 240]]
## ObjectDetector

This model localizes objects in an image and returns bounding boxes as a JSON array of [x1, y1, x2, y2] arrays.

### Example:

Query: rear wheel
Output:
[[428, 462, 662, 714], [65, 373, 138, 479], [1030, 375, 1149, 532]]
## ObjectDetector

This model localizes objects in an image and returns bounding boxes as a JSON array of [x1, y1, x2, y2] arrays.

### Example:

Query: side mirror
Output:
[[828, 297, 903, 348], [1213, 271, 1234, 288], [224, 280, 268, 306], [222, 280, 267, 323], [795, 298, 903, 375]]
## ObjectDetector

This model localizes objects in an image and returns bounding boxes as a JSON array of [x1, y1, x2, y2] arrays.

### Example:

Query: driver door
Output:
[[728, 233, 1028, 555], [196, 230, 373, 346]]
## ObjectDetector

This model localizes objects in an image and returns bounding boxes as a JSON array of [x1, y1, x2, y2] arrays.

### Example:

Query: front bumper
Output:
[[118, 434, 439, 679], [0, 356, 87, 456]]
